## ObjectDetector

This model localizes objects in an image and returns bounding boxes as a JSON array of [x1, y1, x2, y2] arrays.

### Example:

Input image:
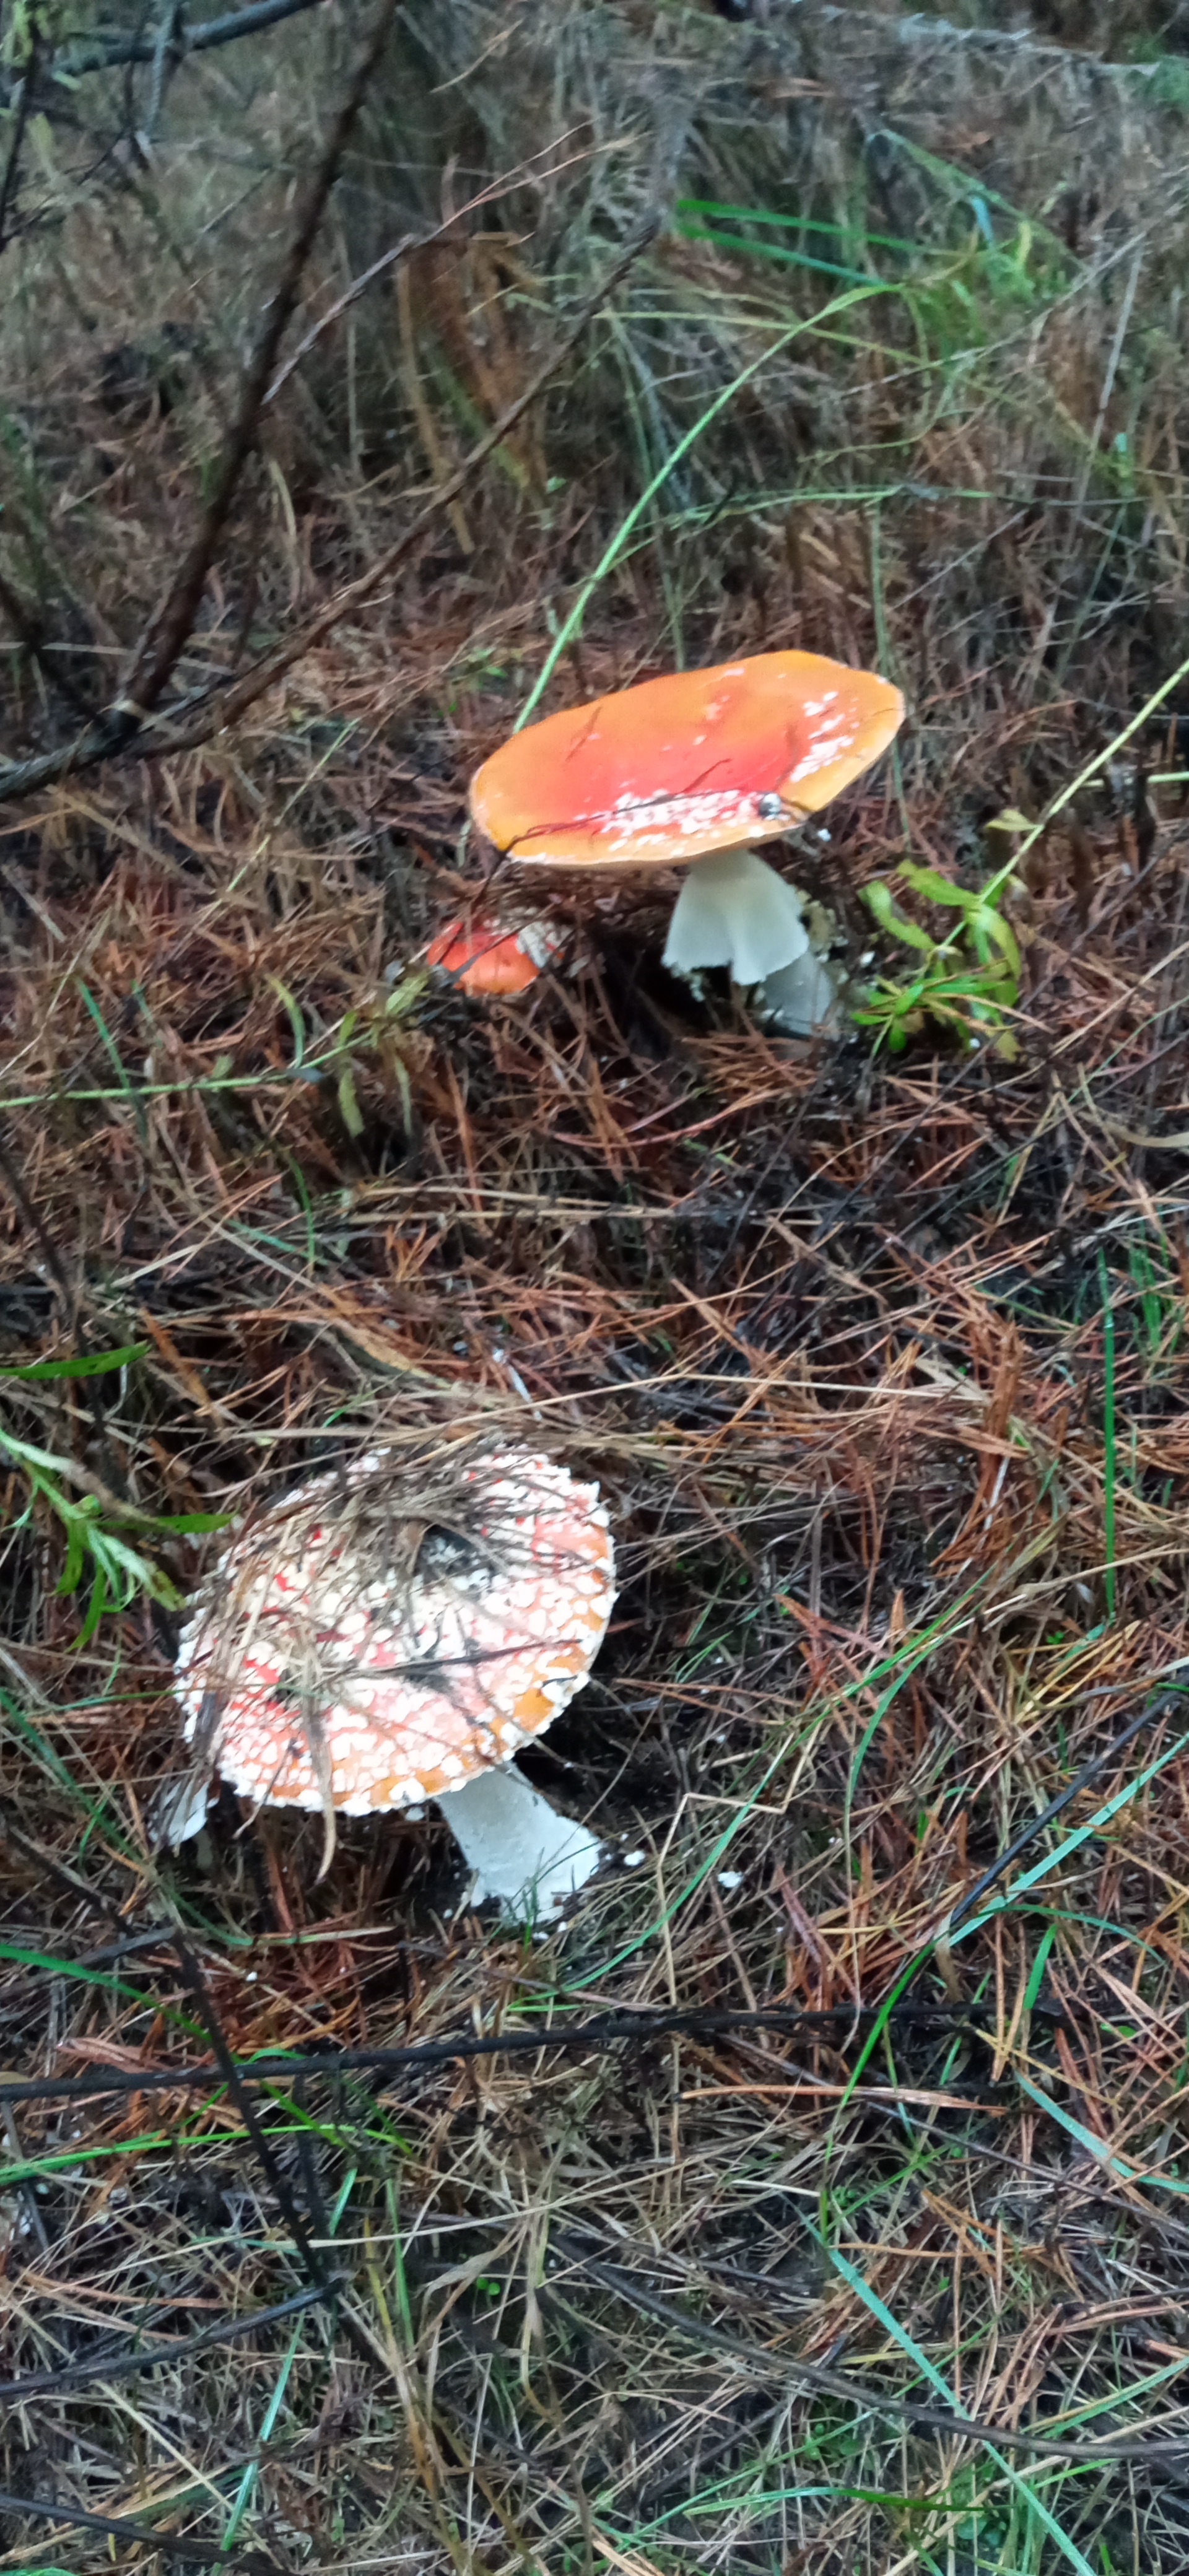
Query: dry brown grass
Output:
[[2, 6, 1189, 2574]]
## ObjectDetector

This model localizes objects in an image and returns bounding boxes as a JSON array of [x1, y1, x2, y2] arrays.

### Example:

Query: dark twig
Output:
[[118, 0, 398, 725], [0, 1121, 76, 1318], [0, 1923, 184, 2004], [168, 1927, 333, 2297], [0, 562, 98, 716], [1, 0, 325, 98], [547, 2230, 1189, 2464], [0, 1789, 126, 1927], [0, 1997, 1037, 2109], [0, 2483, 277, 2570], [150, 215, 662, 745], [0, 212, 659, 803], [0, 2276, 333, 2402], [0, 21, 38, 255], [944, 1686, 1185, 1938]]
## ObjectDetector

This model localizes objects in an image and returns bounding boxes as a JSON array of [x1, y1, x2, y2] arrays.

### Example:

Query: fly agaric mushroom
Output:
[[469, 651, 903, 1003], [172, 1447, 616, 1918], [425, 913, 560, 998]]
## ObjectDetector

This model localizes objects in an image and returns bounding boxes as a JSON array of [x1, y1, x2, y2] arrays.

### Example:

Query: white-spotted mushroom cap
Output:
[[173, 1448, 616, 1817], [469, 651, 904, 874]]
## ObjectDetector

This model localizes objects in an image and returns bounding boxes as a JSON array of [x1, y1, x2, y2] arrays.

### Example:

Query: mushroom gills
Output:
[[662, 846, 809, 986], [152, 1766, 215, 1850], [435, 1762, 603, 1918]]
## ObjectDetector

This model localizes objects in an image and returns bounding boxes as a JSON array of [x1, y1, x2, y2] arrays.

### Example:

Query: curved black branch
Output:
[[0, 19, 39, 251], [2, 0, 326, 101], [0, 213, 658, 804], [119, 0, 398, 724], [0, 1996, 1040, 2109], [0, 2482, 277, 2570], [0, 2276, 333, 2403], [0, 0, 397, 797]]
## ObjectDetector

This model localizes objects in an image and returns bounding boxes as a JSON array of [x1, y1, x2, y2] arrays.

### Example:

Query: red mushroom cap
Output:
[[469, 651, 904, 874], [425, 915, 557, 996], [173, 1450, 616, 1817]]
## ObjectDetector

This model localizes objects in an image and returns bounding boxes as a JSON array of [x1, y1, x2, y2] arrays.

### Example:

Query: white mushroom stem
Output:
[[662, 845, 809, 988], [435, 1763, 603, 1920], [761, 947, 839, 1036]]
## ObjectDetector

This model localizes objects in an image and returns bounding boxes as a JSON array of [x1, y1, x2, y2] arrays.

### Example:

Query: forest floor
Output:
[[2, 5, 1189, 2573]]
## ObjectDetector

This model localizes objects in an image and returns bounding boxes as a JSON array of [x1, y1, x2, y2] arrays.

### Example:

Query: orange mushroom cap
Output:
[[469, 651, 904, 874], [425, 914, 558, 996], [173, 1450, 616, 1817]]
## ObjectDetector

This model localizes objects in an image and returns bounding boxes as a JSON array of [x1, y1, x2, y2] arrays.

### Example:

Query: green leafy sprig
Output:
[[0, 1346, 226, 1643], [853, 856, 1023, 1057]]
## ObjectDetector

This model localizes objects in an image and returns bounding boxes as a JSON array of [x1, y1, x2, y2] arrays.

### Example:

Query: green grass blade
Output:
[[1016, 2071, 1189, 2200], [822, 2239, 1097, 2576], [1, 1344, 148, 1382], [517, 278, 887, 730]]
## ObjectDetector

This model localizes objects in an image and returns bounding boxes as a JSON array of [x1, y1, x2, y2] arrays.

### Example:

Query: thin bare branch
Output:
[[2, 0, 326, 98], [0, 214, 658, 803], [116, 0, 399, 726], [0, 19, 39, 255], [164, 212, 658, 734], [0, 564, 97, 717], [263, 133, 594, 407], [0, 2481, 276, 2570]]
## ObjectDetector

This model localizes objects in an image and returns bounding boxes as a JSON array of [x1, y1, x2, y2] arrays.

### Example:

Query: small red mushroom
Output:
[[425, 915, 559, 998], [469, 651, 904, 993]]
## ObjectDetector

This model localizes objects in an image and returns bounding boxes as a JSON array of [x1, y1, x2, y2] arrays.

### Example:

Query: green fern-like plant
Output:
[[852, 859, 1022, 1058]]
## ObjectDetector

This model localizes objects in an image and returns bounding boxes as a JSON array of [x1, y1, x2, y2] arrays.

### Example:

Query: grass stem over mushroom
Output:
[[425, 914, 560, 998]]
